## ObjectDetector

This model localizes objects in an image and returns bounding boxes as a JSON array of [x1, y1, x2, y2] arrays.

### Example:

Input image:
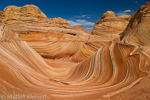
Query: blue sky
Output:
[[0, 0, 147, 31]]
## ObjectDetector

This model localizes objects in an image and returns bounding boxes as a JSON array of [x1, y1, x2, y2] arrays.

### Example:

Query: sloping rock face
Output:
[[0, 11, 3, 23], [73, 25, 91, 34], [92, 11, 131, 35], [120, 0, 150, 57]]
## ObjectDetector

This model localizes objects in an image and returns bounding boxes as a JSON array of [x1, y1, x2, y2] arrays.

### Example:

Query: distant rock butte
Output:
[[73, 25, 91, 34], [2, 5, 72, 29], [92, 11, 131, 35]]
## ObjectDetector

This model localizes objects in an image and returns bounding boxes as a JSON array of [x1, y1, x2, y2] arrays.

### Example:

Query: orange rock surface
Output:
[[120, 0, 150, 57], [92, 11, 131, 35], [73, 25, 91, 34], [2, 5, 72, 28], [0, 25, 150, 100], [1, 1, 150, 100]]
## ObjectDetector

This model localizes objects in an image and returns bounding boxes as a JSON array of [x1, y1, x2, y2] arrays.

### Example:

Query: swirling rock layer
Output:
[[0, 24, 150, 100]]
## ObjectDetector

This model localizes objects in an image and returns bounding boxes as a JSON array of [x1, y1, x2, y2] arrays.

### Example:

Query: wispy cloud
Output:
[[76, 19, 95, 26], [82, 15, 86, 17], [135, 1, 138, 4], [124, 9, 132, 13], [66, 13, 95, 31], [74, 15, 87, 18], [67, 20, 82, 26], [74, 14, 91, 19], [66, 19, 95, 31], [84, 27, 93, 30], [67, 19, 95, 26], [115, 9, 133, 16]]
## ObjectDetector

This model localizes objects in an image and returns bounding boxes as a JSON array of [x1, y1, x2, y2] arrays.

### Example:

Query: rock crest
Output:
[[120, 0, 150, 57], [2, 5, 72, 28], [73, 25, 91, 34], [92, 11, 131, 35]]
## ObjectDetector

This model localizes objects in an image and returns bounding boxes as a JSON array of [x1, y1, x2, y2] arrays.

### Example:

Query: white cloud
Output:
[[115, 12, 128, 16], [74, 15, 87, 18], [84, 27, 93, 30], [67, 20, 82, 26], [75, 19, 95, 26], [124, 9, 131, 13], [74, 15, 91, 19], [66, 19, 95, 31], [82, 15, 86, 17], [115, 9, 133, 16], [67, 19, 95, 27], [76, 19, 86, 23]]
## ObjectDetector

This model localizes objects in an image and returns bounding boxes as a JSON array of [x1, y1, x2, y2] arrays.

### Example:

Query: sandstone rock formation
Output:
[[2, 5, 72, 29], [0, 23, 150, 100], [118, 15, 132, 21], [73, 25, 91, 34], [92, 11, 131, 35], [1, 1, 150, 100], [120, 0, 150, 57]]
